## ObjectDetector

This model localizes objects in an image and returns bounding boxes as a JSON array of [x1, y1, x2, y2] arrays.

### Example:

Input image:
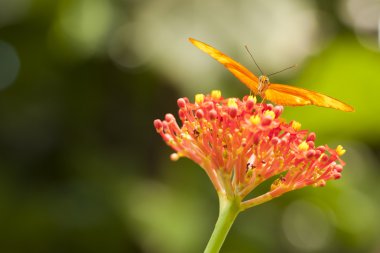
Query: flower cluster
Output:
[[154, 91, 345, 209]]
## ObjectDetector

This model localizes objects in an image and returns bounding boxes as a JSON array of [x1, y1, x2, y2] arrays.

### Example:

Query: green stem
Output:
[[240, 191, 273, 211], [204, 195, 241, 253]]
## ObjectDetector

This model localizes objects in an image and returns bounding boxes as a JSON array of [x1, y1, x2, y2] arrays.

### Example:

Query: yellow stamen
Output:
[[228, 98, 237, 108], [292, 121, 301, 131], [247, 95, 257, 104], [182, 133, 192, 140], [270, 177, 284, 191], [195, 94, 204, 104], [236, 147, 244, 155], [211, 90, 221, 99], [264, 110, 275, 119], [250, 115, 261, 125], [336, 145, 346, 156], [245, 169, 253, 179], [298, 141, 309, 151]]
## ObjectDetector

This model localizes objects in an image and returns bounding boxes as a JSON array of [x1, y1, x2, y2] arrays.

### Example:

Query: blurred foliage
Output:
[[0, 0, 379, 252]]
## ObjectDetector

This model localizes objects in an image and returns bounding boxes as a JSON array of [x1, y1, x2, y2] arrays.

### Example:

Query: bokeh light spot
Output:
[[339, 0, 380, 50], [49, 0, 114, 59], [0, 0, 31, 28], [0, 41, 20, 90], [282, 200, 333, 252], [108, 23, 149, 69]]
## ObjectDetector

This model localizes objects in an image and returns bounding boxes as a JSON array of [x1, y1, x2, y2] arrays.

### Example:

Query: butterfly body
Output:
[[258, 75, 270, 96], [189, 38, 354, 112]]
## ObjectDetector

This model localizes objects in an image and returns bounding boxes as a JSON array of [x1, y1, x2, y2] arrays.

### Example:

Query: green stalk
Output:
[[204, 195, 241, 253]]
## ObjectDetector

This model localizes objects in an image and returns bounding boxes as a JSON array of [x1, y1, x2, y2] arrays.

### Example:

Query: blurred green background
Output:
[[0, 0, 379, 252]]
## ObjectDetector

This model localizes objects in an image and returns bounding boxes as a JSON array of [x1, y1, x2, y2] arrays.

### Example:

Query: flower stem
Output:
[[240, 191, 273, 211], [204, 195, 241, 253]]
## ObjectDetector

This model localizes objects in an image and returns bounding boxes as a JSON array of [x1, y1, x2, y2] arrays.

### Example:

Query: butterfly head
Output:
[[258, 75, 270, 95]]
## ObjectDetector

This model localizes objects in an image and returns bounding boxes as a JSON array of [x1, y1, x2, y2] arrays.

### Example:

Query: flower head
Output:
[[154, 91, 345, 209]]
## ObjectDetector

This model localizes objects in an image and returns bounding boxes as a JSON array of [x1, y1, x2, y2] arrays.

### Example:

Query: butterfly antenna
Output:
[[244, 45, 264, 75], [267, 64, 297, 77]]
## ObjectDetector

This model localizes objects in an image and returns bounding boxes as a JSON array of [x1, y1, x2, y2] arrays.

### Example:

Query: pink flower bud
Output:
[[307, 132, 316, 142], [209, 109, 217, 120], [177, 98, 186, 108], [196, 109, 204, 119], [153, 119, 163, 131], [229, 107, 238, 118]]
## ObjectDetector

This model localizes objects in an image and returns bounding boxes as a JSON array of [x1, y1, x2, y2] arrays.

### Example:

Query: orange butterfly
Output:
[[189, 38, 354, 112]]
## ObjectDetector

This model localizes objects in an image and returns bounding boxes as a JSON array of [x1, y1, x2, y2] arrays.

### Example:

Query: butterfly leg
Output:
[[259, 95, 267, 107]]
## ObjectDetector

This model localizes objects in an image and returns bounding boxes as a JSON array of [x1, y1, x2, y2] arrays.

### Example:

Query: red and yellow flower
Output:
[[154, 91, 345, 209]]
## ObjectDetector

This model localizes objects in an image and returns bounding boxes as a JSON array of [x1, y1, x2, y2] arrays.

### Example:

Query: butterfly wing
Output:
[[189, 38, 354, 112], [265, 84, 354, 112], [189, 38, 259, 93]]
